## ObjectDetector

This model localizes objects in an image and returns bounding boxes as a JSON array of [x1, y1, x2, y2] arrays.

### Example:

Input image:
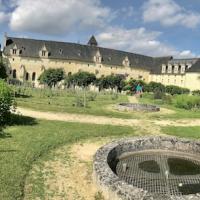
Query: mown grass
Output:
[[15, 87, 140, 119], [0, 115, 135, 200], [15, 86, 200, 120], [139, 93, 200, 119], [162, 126, 200, 139]]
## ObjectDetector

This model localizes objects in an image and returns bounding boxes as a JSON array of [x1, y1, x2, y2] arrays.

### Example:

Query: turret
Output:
[[87, 35, 98, 47]]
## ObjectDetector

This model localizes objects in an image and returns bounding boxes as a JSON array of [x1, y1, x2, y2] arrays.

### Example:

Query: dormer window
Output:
[[39, 44, 49, 58], [174, 65, 179, 73], [167, 65, 172, 73], [181, 65, 185, 74], [42, 51, 46, 56], [59, 49, 63, 55], [11, 44, 21, 56], [122, 56, 130, 67], [13, 49, 17, 55], [94, 50, 102, 64], [161, 64, 166, 73]]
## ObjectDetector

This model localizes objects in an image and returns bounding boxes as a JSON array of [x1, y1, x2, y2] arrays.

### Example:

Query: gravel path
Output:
[[16, 107, 200, 127]]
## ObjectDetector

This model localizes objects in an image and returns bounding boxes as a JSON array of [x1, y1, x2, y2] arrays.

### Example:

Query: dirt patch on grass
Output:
[[17, 107, 139, 127], [24, 139, 109, 200], [154, 119, 200, 127], [18, 107, 200, 130], [128, 95, 139, 103], [159, 108, 175, 115]]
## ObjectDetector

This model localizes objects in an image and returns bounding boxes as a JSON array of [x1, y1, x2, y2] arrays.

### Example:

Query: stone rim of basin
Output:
[[93, 136, 200, 200]]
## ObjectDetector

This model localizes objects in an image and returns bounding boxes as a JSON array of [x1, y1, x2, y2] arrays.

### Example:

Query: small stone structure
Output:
[[117, 103, 160, 112], [93, 136, 200, 200]]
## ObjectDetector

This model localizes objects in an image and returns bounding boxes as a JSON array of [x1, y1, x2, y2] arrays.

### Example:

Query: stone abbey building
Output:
[[2, 34, 200, 90]]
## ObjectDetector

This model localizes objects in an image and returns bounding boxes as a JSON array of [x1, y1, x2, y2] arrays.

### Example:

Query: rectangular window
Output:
[[13, 49, 17, 54], [42, 51, 46, 56]]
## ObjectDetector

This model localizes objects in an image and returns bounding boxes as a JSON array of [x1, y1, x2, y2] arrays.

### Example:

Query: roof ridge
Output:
[[7, 36, 157, 59]]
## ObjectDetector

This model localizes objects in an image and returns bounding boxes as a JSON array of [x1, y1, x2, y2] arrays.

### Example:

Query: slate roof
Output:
[[169, 58, 198, 65], [187, 59, 200, 73], [3, 36, 171, 72], [150, 56, 173, 74]]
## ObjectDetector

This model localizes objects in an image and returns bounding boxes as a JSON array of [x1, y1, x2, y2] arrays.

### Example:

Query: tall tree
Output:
[[65, 71, 96, 87], [38, 68, 65, 87]]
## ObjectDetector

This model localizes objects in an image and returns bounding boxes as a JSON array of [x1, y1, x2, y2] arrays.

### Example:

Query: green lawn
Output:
[[162, 126, 200, 139], [15, 87, 200, 120], [3, 86, 200, 200], [0, 115, 135, 200], [139, 93, 200, 119], [15, 87, 140, 119]]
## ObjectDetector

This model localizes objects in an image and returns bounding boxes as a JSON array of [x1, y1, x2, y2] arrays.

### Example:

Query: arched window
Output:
[[68, 72, 72, 76], [25, 72, 29, 81], [13, 69, 17, 79], [32, 72, 36, 81]]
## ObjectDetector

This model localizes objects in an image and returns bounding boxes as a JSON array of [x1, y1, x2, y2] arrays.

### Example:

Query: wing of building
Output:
[[2, 34, 200, 90]]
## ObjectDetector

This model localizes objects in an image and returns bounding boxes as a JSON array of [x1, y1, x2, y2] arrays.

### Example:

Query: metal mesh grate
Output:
[[116, 151, 200, 196]]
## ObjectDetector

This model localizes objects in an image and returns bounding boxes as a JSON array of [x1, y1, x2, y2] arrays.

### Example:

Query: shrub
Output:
[[173, 95, 200, 110], [162, 94, 173, 104], [0, 80, 14, 132], [192, 90, 200, 96], [153, 88, 165, 99], [165, 85, 190, 95], [146, 82, 165, 93], [38, 68, 65, 87]]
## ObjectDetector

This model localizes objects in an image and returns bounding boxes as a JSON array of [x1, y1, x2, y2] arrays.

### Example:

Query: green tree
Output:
[[145, 82, 165, 93], [96, 74, 125, 91], [38, 68, 65, 87], [65, 71, 96, 87], [0, 80, 14, 132], [0, 61, 7, 80]]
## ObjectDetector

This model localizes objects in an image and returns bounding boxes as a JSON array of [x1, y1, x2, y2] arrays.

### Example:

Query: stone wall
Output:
[[117, 103, 160, 112], [93, 136, 200, 200], [4, 55, 150, 87]]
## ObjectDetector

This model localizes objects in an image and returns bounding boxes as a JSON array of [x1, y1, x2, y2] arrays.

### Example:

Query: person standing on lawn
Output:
[[136, 83, 143, 98]]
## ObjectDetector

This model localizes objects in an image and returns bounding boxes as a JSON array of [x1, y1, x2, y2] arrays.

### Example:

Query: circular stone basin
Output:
[[117, 103, 160, 112], [93, 137, 200, 200]]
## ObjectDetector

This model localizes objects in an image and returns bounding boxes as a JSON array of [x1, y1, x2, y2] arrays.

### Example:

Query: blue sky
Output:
[[1, 0, 200, 58]]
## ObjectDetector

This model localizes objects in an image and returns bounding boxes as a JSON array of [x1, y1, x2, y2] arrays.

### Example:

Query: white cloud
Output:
[[9, 0, 112, 34], [143, 0, 200, 28], [178, 50, 198, 58], [1, 0, 198, 58], [96, 26, 198, 58]]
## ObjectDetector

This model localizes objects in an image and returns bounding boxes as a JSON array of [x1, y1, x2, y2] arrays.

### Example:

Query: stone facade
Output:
[[151, 59, 200, 91], [4, 55, 150, 87], [2, 34, 200, 90]]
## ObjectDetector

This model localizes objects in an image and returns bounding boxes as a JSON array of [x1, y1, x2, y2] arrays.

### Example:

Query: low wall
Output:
[[117, 103, 160, 112], [93, 136, 200, 200]]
